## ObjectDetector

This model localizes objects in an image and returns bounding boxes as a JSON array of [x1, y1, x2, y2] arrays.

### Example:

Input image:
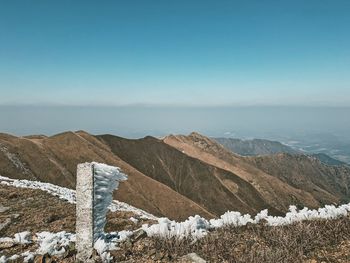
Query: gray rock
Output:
[[181, 253, 206, 263], [132, 229, 147, 242], [0, 205, 10, 213], [0, 239, 16, 249]]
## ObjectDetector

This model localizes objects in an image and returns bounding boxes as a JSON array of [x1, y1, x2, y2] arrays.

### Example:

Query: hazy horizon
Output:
[[1, 1, 349, 144], [1, 105, 349, 140]]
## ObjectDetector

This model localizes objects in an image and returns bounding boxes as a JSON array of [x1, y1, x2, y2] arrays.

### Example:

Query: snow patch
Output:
[[0, 230, 133, 263], [129, 217, 138, 224], [143, 203, 350, 239], [14, 231, 32, 244], [0, 175, 156, 220], [35, 231, 75, 256], [21, 251, 34, 263]]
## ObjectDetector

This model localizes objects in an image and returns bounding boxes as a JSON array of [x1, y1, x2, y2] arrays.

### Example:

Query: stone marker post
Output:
[[76, 163, 95, 263], [76, 162, 127, 262]]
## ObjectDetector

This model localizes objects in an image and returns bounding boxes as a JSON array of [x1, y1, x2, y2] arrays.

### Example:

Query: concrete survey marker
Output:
[[76, 162, 127, 262]]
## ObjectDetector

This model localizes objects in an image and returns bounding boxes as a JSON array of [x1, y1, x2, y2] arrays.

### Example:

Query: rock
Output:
[[60, 242, 76, 258], [0, 239, 16, 249], [180, 253, 206, 263], [0, 205, 10, 213], [123, 239, 133, 249], [44, 214, 60, 224], [131, 229, 147, 242], [11, 214, 20, 219]]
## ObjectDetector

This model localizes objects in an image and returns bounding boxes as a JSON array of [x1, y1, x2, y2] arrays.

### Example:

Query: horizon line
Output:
[[1, 102, 350, 109]]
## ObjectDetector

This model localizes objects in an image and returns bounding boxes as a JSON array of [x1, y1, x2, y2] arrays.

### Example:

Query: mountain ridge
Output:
[[1, 130, 350, 220]]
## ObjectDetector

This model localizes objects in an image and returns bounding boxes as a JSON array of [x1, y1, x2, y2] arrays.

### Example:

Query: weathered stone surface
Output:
[[131, 229, 147, 242], [76, 163, 94, 263], [0, 239, 16, 249], [180, 253, 206, 263], [0, 205, 10, 213], [43, 214, 60, 224]]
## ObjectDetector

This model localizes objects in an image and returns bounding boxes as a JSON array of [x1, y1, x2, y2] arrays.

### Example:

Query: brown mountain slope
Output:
[[97, 134, 278, 216], [0, 132, 213, 220], [2, 131, 348, 221], [163, 132, 339, 211], [246, 153, 350, 205]]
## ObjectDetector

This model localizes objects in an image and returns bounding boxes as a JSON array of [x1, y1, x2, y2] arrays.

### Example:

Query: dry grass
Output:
[[151, 216, 350, 262]]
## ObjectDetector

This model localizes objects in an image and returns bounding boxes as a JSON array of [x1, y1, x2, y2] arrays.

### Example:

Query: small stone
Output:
[[180, 253, 206, 263], [132, 229, 147, 242], [0, 205, 10, 213], [124, 240, 133, 249], [44, 214, 60, 224], [11, 214, 20, 219], [61, 242, 76, 258], [0, 239, 16, 249]]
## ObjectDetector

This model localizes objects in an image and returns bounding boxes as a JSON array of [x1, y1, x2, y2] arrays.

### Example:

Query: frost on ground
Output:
[[1, 171, 350, 262], [0, 230, 133, 263], [0, 175, 157, 220], [142, 203, 350, 239]]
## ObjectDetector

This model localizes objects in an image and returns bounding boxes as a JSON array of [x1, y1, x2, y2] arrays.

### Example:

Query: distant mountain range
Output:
[[213, 137, 347, 166], [213, 138, 299, 156], [0, 131, 349, 220]]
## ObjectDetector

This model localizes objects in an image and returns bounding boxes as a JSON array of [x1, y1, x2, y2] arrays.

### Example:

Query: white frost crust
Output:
[[0, 175, 156, 220], [14, 231, 32, 244], [142, 204, 350, 239], [92, 162, 128, 241], [0, 230, 132, 263]]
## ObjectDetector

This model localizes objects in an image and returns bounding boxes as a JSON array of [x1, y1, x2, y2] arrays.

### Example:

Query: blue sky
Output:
[[0, 0, 349, 106]]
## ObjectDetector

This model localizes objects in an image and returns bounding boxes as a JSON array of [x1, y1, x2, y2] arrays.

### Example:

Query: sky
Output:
[[0, 1, 349, 139], [0, 0, 350, 107]]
